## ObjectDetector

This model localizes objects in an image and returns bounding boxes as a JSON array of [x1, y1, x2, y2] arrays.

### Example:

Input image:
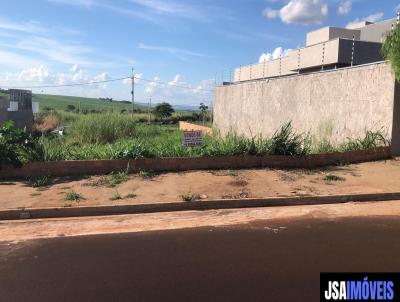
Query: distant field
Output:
[[0, 92, 199, 112], [33, 94, 147, 112]]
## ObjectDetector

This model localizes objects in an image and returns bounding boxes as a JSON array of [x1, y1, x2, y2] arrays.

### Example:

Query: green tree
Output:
[[65, 104, 76, 112], [199, 102, 209, 126], [382, 24, 400, 81], [153, 102, 174, 119]]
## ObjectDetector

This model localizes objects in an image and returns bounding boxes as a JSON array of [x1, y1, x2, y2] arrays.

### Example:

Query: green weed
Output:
[[323, 174, 346, 182], [65, 191, 83, 201]]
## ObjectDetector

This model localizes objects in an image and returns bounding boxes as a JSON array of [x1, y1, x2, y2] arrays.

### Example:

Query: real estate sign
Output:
[[183, 130, 203, 147]]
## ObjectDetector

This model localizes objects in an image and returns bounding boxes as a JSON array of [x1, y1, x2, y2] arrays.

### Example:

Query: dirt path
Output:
[[1, 158, 399, 210]]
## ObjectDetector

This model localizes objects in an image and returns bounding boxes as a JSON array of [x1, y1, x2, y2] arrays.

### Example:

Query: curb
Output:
[[1, 192, 400, 221]]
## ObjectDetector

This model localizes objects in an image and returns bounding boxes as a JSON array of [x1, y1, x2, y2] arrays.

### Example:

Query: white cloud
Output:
[[338, 1, 352, 15], [0, 18, 47, 34], [138, 43, 205, 60], [264, 0, 328, 26], [346, 12, 384, 28], [263, 8, 279, 19], [259, 47, 292, 63], [47, 0, 95, 8]]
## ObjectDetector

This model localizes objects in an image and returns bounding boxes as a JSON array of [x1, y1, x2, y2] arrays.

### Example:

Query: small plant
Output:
[[30, 192, 42, 197], [110, 191, 123, 201], [28, 175, 51, 188], [226, 170, 239, 177], [139, 170, 156, 179], [65, 190, 83, 201], [125, 193, 137, 199], [180, 193, 200, 202], [323, 174, 346, 182], [107, 171, 129, 187]]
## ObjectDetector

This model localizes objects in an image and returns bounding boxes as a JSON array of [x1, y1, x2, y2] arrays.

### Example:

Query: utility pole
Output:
[[148, 92, 152, 125], [131, 68, 135, 117]]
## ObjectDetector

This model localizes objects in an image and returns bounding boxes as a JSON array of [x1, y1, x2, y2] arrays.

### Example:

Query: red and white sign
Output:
[[183, 130, 203, 147]]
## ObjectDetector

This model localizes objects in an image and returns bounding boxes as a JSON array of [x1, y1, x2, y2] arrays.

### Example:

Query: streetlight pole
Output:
[[148, 91, 152, 125], [131, 68, 135, 118]]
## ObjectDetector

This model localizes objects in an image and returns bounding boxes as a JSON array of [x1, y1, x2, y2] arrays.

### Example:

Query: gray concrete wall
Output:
[[7, 110, 34, 131], [360, 19, 394, 43], [215, 62, 397, 146]]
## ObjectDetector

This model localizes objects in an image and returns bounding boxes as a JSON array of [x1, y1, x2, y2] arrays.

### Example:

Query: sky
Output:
[[0, 0, 399, 106]]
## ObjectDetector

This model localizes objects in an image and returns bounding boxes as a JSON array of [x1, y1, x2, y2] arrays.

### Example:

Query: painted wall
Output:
[[215, 63, 399, 151]]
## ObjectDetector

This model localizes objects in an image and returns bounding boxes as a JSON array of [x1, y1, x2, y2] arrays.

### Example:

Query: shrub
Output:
[[270, 122, 310, 156], [33, 114, 59, 134], [0, 121, 37, 168], [65, 190, 83, 201], [382, 23, 400, 80]]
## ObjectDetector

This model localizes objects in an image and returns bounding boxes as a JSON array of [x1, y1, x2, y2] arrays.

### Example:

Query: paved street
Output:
[[1, 214, 400, 301]]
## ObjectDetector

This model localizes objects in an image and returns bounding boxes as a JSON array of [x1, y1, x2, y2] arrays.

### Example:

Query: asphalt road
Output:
[[1, 216, 400, 302]]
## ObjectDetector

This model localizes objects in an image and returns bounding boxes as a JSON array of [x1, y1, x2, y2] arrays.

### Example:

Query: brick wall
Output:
[[0, 147, 391, 179]]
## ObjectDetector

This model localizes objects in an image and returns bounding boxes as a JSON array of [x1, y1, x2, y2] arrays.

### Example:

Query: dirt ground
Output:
[[0, 158, 399, 210]]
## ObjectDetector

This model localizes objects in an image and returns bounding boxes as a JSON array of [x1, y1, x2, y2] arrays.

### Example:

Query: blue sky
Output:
[[0, 0, 399, 105]]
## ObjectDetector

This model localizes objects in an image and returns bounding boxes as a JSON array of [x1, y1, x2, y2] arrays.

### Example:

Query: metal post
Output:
[[351, 35, 355, 67], [230, 68, 233, 83], [249, 63, 252, 80], [148, 92, 152, 125], [279, 56, 282, 77], [297, 48, 301, 74], [239, 65, 242, 82], [132, 70, 135, 111], [263, 59, 266, 79]]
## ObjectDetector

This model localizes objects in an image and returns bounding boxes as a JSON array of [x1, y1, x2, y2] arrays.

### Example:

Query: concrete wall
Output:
[[360, 19, 394, 43], [215, 63, 399, 150], [306, 27, 360, 46]]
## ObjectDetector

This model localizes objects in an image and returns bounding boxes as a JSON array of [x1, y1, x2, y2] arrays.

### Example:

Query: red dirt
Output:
[[0, 158, 399, 210]]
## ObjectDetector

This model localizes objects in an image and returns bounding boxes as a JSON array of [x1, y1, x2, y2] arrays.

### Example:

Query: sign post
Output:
[[183, 130, 203, 147]]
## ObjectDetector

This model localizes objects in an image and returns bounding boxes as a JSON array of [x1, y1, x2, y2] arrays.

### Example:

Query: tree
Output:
[[153, 102, 174, 119], [199, 102, 209, 126], [65, 104, 76, 112], [382, 24, 400, 81]]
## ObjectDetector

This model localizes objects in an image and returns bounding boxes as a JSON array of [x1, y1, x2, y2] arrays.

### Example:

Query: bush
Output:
[[269, 122, 310, 156], [0, 121, 37, 168], [382, 24, 400, 80]]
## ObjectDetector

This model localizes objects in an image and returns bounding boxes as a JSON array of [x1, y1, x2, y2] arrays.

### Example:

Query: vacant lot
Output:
[[0, 158, 399, 210]]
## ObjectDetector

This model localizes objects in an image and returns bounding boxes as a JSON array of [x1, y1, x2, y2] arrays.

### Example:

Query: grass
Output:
[[110, 191, 123, 201], [107, 171, 129, 187], [65, 190, 83, 201], [323, 174, 346, 182], [11, 111, 390, 165], [87, 171, 129, 188], [28, 176, 52, 188], [70, 113, 137, 144], [32, 94, 147, 112], [180, 193, 200, 202], [138, 170, 157, 179]]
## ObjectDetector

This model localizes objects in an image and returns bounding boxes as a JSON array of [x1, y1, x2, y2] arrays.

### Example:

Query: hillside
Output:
[[33, 94, 148, 112], [0, 91, 199, 112]]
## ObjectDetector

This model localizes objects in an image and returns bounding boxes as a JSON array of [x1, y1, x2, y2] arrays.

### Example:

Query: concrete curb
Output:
[[2, 192, 400, 221]]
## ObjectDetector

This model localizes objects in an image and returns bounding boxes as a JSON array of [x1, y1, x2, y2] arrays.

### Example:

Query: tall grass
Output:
[[70, 113, 137, 144], [29, 112, 390, 162]]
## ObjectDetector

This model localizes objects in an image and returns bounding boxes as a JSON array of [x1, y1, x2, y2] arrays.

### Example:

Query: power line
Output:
[[1, 76, 131, 89], [1, 75, 215, 92]]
